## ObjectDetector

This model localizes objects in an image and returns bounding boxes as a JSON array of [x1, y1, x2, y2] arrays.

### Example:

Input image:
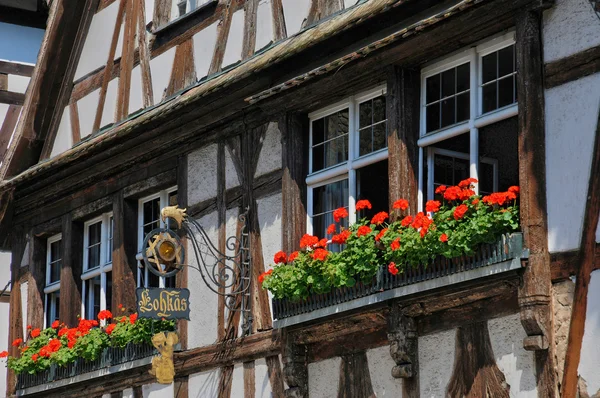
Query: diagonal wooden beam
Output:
[[0, 105, 21, 161], [0, 90, 25, 106], [209, 0, 235, 74], [560, 107, 600, 398], [116, 0, 139, 121], [270, 0, 287, 41], [137, 0, 154, 108], [242, 0, 259, 60]]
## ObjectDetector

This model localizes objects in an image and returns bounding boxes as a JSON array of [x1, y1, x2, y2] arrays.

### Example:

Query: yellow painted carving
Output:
[[149, 332, 179, 384], [161, 205, 187, 229]]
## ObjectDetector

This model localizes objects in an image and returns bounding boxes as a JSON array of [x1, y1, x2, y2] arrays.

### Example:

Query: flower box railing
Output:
[[272, 232, 524, 325], [16, 343, 156, 390]]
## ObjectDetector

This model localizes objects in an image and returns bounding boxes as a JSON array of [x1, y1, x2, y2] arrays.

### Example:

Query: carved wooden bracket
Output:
[[282, 333, 308, 398], [387, 305, 418, 379], [518, 292, 551, 351]]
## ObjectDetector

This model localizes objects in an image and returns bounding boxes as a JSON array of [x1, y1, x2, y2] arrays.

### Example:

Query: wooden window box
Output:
[[272, 232, 526, 328]]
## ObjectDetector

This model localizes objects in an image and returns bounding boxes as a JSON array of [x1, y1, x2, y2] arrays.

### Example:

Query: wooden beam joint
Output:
[[282, 332, 308, 398]]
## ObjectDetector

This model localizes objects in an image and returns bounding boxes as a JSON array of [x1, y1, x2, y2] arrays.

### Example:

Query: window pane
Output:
[[312, 143, 324, 172], [88, 244, 101, 269], [312, 179, 349, 238], [482, 83, 497, 114], [311, 110, 349, 172], [498, 45, 515, 78], [89, 222, 101, 246], [50, 261, 61, 284], [326, 110, 348, 141], [359, 100, 372, 128], [479, 162, 495, 195], [50, 240, 61, 263], [86, 276, 101, 320], [148, 270, 160, 288], [426, 104, 440, 133], [441, 68, 455, 98], [456, 92, 470, 123], [440, 97, 455, 129], [372, 96, 386, 123], [482, 51, 497, 84], [356, 160, 389, 221], [359, 128, 372, 156], [373, 122, 387, 152], [426, 74, 440, 104], [106, 272, 112, 312], [433, 154, 469, 188], [498, 76, 515, 108], [312, 118, 325, 146], [45, 291, 60, 327], [456, 63, 470, 92], [323, 137, 348, 169]]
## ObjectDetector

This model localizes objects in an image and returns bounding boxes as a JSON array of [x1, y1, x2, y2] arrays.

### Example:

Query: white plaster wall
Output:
[[77, 89, 100, 138], [50, 107, 73, 158], [344, 0, 358, 9], [256, 0, 274, 50], [129, 65, 144, 115], [366, 345, 403, 397], [543, 0, 600, 63], [255, 122, 282, 177], [192, 21, 219, 79], [188, 143, 218, 205], [545, 73, 600, 252], [7, 75, 30, 94], [144, 0, 154, 24], [488, 314, 537, 397], [123, 387, 134, 398], [257, 193, 282, 320], [75, 2, 124, 80], [281, 0, 311, 36], [150, 47, 176, 104], [579, 270, 600, 395], [419, 328, 455, 398], [187, 211, 220, 348], [225, 149, 238, 190], [254, 357, 286, 398], [102, 78, 120, 127], [308, 356, 341, 397], [231, 363, 244, 397], [222, 10, 245, 68], [142, 382, 174, 398], [188, 368, 220, 397]]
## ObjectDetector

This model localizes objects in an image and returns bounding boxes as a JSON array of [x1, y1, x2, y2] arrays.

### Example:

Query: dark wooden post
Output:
[[60, 214, 83, 327], [280, 112, 308, 253], [386, 66, 420, 216], [27, 234, 46, 328], [515, 10, 557, 397], [176, 154, 189, 350], [388, 305, 418, 398], [6, 231, 26, 396], [112, 190, 138, 312], [282, 330, 308, 398]]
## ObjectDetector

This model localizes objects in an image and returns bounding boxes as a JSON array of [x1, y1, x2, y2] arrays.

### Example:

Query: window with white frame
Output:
[[81, 213, 113, 320], [138, 188, 178, 288], [307, 86, 389, 246], [418, 32, 519, 208], [45, 234, 62, 328]]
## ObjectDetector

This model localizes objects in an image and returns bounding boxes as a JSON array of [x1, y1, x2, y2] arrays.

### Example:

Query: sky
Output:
[[0, 22, 44, 64]]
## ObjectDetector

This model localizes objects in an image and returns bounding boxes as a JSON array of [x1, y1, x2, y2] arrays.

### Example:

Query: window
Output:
[[81, 213, 113, 320], [307, 86, 389, 246], [418, 32, 518, 209], [138, 188, 178, 288], [45, 234, 62, 328]]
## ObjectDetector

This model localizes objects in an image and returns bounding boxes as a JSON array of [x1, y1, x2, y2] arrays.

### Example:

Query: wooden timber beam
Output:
[[6, 231, 26, 396], [0, 60, 35, 77], [388, 305, 418, 397], [560, 106, 600, 398], [176, 155, 189, 349], [0, 90, 25, 106], [550, 244, 600, 281], [545, 45, 600, 89], [111, 190, 138, 312], [515, 9, 557, 396], [0, 0, 99, 179], [59, 214, 83, 327]]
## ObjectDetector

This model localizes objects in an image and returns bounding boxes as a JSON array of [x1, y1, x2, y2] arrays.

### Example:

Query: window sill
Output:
[[150, 0, 218, 45], [272, 233, 526, 328]]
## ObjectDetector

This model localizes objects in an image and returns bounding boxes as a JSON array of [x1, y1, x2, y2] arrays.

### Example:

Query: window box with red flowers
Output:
[[260, 180, 526, 326], [0, 309, 175, 390]]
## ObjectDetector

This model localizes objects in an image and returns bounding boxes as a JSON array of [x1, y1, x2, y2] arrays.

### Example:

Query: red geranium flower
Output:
[[98, 310, 113, 321], [258, 271, 268, 285], [331, 230, 351, 245], [375, 228, 388, 242], [311, 248, 329, 261], [443, 186, 462, 201], [472, 198, 480, 205], [48, 339, 62, 353], [388, 262, 399, 276], [22, 346, 29, 352], [393, 199, 409, 211], [440, 233, 448, 242], [12, 338, 22, 347], [508, 186, 520, 195], [27, 325, 31, 330], [453, 204, 468, 220], [355, 200, 372, 211], [390, 237, 401, 251], [299, 234, 319, 249], [288, 251, 299, 262], [51, 320, 60, 329], [356, 225, 372, 237], [30, 328, 40, 338], [58, 328, 69, 337], [129, 313, 138, 324], [333, 207, 349, 223], [68, 339, 76, 349], [371, 212, 388, 225], [458, 189, 475, 201], [425, 200, 441, 213], [326, 223, 336, 235], [483, 192, 508, 206], [39, 347, 50, 358], [273, 251, 287, 264], [31, 354, 39, 362], [316, 238, 328, 248], [401, 216, 412, 227], [458, 178, 478, 188], [435, 185, 447, 194], [0, 351, 8, 358], [105, 324, 116, 335]]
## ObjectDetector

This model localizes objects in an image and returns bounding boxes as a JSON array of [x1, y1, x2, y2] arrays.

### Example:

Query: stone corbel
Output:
[[387, 305, 418, 379], [282, 331, 308, 398]]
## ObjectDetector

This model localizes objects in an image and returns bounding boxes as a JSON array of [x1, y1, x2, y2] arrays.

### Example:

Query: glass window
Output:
[[48, 239, 61, 284], [481, 44, 516, 114], [45, 291, 60, 328], [358, 95, 387, 156], [86, 221, 102, 270], [312, 179, 349, 239], [311, 109, 349, 172], [45, 234, 62, 328], [425, 63, 470, 133]]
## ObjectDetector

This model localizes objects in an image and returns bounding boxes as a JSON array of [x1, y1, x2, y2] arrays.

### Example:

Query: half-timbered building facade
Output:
[[0, 0, 599, 396]]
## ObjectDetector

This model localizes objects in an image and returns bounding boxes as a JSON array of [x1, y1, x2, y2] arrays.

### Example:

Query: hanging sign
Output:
[[136, 288, 191, 320]]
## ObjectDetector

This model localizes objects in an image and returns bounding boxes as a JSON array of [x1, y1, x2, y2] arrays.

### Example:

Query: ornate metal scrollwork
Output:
[[141, 206, 253, 335]]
